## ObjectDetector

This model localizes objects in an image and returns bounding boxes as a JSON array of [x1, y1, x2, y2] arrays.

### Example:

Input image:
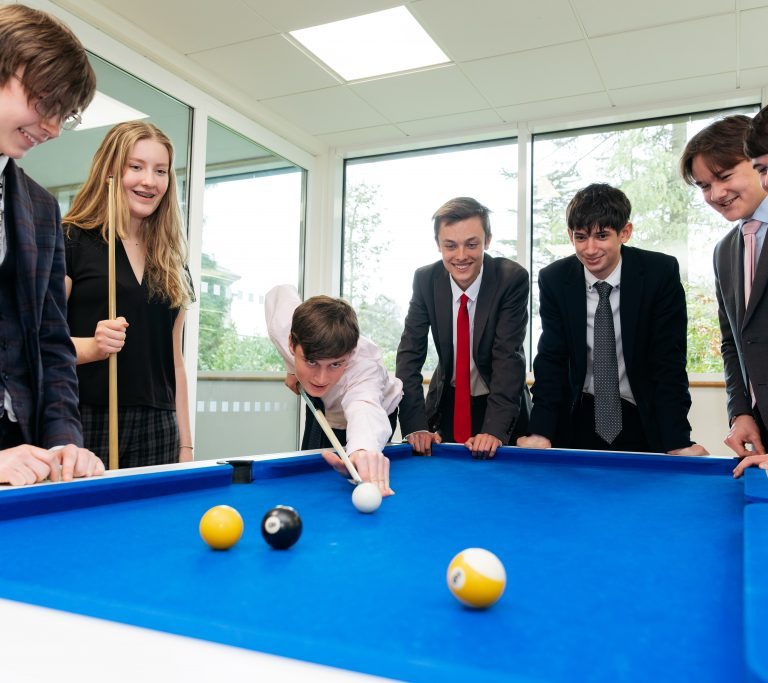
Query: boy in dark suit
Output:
[[518, 183, 706, 455], [682, 114, 768, 477], [396, 196, 530, 459], [0, 4, 103, 483]]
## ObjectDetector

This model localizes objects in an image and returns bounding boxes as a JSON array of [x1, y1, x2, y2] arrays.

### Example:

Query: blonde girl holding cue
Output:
[[64, 121, 194, 468]]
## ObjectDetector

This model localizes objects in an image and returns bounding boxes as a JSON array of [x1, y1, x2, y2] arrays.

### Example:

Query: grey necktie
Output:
[[593, 281, 622, 444]]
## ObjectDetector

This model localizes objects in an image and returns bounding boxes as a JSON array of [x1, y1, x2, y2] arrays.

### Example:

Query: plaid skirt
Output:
[[80, 404, 179, 469]]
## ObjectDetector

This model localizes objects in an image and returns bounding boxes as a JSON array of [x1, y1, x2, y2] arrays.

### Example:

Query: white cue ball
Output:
[[352, 482, 382, 513]]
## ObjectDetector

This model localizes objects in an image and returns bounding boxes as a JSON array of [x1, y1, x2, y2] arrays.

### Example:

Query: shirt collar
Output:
[[743, 195, 768, 226], [450, 266, 484, 303], [584, 258, 622, 290], [0, 155, 8, 177]]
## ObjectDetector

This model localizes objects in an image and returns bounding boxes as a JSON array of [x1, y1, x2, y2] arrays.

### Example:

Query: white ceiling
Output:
[[53, 0, 768, 154]]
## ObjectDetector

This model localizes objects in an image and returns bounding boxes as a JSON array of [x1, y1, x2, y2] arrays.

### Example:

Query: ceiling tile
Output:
[[608, 73, 738, 107], [398, 109, 504, 136], [411, 0, 582, 62], [260, 87, 389, 134], [461, 42, 604, 108], [94, 0, 275, 54], [496, 93, 611, 123], [351, 66, 489, 122], [740, 7, 768, 69], [316, 124, 407, 147], [572, 0, 733, 36], [738, 0, 768, 9], [590, 15, 736, 89], [242, 0, 403, 32], [188, 35, 339, 100]]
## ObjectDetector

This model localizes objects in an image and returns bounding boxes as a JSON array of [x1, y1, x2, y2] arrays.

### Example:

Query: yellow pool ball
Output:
[[446, 548, 506, 608], [199, 505, 244, 550]]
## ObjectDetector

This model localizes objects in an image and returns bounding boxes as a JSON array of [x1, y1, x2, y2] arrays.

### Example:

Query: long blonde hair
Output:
[[64, 121, 192, 308]]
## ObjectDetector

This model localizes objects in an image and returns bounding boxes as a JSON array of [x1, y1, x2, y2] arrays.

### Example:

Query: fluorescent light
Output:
[[290, 6, 449, 81], [77, 91, 148, 131]]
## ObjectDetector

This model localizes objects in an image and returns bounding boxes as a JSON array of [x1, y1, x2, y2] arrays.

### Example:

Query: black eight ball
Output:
[[261, 505, 302, 549]]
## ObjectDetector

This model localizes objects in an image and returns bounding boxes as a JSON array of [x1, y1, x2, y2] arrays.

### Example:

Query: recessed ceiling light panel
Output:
[[290, 6, 450, 82]]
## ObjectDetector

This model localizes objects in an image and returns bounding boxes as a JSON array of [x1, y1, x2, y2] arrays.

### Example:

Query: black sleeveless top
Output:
[[65, 227, 178, 409]]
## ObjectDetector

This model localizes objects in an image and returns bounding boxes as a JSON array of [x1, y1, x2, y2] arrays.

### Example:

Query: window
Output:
[[343, 140, 518, 371], [31, 52, 191, 220], [531, 107, 759, 373], [198, 120, 305, 373], [195, 119, 306, 458]]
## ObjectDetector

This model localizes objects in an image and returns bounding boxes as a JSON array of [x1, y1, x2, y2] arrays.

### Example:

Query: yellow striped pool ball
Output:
[[446, 548, 507, 608], [199, 505, 244, 550]]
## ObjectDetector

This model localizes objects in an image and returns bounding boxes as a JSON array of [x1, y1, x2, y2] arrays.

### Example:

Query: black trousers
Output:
[[0, 413, 23, 449], [753, 407, 768, 448], [436, 387, 530, 444], [437, 387, 490, 443], [301, 396, 398, 451], [571, 393, 652, 453]]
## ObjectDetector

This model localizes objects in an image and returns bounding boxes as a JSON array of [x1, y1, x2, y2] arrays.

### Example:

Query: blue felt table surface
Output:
[[0, 444, 759, 682]]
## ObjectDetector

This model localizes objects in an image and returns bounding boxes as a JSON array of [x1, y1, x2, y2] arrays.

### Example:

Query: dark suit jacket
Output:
[[4, 159, 82, 447], [396, 253, 530, 443], [714, 226, 768, 423], [528, 246, 692, 453]]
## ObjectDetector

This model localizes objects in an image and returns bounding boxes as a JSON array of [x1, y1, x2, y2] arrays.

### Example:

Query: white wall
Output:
[[689, 385, 731, 457]]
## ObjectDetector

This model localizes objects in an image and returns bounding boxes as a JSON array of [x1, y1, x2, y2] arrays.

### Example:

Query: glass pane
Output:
[[195, 119, 305, 458], [21, 52, 191, 213], [531, 107, 758, 373], [343, 140, 518, 372]]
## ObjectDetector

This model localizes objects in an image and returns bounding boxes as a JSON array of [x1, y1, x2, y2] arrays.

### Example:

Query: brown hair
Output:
[[64, 121, 192, 309], [290, 296, 359, 360], [680, 115, 753, 185], [432, 197, 492, 241], [0, 4, 95, 122], [745, 106, 768, 160], [566, 183, 631, 234]]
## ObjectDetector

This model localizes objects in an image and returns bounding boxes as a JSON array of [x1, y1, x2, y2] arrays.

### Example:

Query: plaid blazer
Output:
[[4, 159, 82, 447]]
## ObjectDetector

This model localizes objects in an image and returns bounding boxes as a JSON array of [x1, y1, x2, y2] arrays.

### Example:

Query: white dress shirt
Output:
[[742, 194, 768, 263], [265, 284, 403, 454], [449, 270, 489, 396], [582, 260, 636, 405]]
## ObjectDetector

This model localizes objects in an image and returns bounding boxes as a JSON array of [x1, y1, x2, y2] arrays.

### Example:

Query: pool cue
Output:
[[297, 385, 363, 484], [107, 176, 118, 470]]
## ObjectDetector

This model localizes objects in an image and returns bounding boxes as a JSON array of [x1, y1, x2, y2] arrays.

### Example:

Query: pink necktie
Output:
[[454, 294, 471, 443], [742, 219, 761, 406], [743, 219, 761, 306]]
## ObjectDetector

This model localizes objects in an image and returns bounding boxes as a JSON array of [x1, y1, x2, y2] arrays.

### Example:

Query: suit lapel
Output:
[[5, 162, 38, 332], [729, 229, 747, 328], [618, 247, 641, 370], [564, 257, 588, 381], [745, 229, 768, 327], [433, 266, 454, 375], [473, 254, 494, 357]]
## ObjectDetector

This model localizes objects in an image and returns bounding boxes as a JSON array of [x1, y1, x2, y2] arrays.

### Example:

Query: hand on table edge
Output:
[[465, 433, 502, 459], [406, 430, 442, 456]]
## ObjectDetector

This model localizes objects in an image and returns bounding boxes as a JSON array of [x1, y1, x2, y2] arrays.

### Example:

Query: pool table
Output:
[[1, 443, 768, 682]]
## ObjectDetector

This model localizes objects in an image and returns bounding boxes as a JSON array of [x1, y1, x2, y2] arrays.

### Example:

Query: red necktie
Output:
[[454, 294, 472, 443]]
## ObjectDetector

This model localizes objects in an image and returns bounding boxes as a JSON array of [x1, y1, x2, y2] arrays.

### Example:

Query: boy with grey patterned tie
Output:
[[518, 183, 706, 455]]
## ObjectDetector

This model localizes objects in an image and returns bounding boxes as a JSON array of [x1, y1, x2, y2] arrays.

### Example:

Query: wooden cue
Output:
[[297, 385, 363, 484], [107, 176, 118, 470]]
